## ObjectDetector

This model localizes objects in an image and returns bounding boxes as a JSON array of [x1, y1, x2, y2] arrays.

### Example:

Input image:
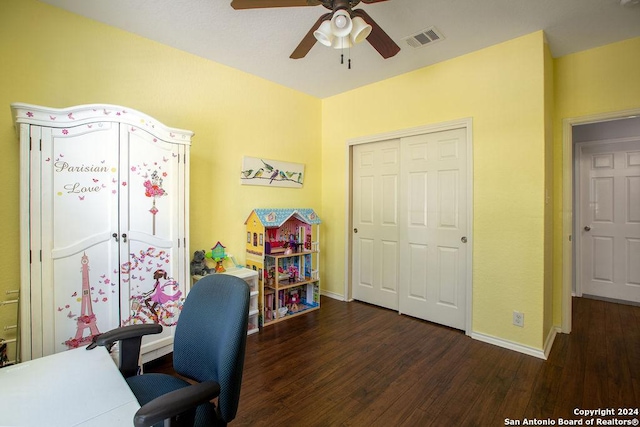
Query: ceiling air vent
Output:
[[403, 27, 444, 49]]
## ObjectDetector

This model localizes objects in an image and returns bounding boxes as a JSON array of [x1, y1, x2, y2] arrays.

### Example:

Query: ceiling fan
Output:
[[230, 0, 400, 60]]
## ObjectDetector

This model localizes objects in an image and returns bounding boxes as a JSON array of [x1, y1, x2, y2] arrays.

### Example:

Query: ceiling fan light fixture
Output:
[[314, 20, 334, 46], [350, 16, 372, 44], [330, 9, 352, 37]]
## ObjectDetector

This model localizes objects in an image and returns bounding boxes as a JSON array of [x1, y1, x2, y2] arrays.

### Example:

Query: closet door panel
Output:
[[40, 124, 120, 356]]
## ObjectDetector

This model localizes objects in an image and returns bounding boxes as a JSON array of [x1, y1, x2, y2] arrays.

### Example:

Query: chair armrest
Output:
[[88, 324, 162, 378], [133, 380, 221, 427], [94, 324, 163, 347]]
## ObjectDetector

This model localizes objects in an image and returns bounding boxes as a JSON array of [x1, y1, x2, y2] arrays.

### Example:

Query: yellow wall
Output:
[[0, 0, 321, 349], [551, 36, 640, 325], [322, 32, 549, 349]]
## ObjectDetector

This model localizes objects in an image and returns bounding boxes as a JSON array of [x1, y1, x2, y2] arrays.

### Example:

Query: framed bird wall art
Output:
[[241, 156, 305, 188]]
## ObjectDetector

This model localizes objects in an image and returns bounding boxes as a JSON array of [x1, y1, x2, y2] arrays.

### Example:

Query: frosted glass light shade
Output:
[[350, 16, 372, 44], [330, 10, 352, 37], [313, 20, 334, 47]]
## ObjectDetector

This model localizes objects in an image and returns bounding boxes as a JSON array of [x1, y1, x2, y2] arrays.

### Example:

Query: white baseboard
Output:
[[470, 331, 548, 360], [321, 290, 346, 301], [543, 327, 560, 359]]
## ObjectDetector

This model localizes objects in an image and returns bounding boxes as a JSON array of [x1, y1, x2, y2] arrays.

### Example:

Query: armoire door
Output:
[[119, 125, 185, 354], [39, 122, 121, 356], [351, 128, 469, 330]]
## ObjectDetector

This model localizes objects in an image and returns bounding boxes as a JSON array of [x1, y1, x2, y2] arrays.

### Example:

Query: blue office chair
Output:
[[93, 274, 250, 427]]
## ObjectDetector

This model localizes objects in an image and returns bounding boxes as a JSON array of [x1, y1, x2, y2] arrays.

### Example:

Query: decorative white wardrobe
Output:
[[12, 103, 192, 363]]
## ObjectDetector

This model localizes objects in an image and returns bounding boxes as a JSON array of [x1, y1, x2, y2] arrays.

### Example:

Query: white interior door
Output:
[[352, 139, 400, 310], [351, 127, 469, 330], [399, 129, 468, 330], [579, 140, 640, 303]]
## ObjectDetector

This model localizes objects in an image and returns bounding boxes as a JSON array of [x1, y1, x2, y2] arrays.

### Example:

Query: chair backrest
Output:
[[173, 274, 250, 423]]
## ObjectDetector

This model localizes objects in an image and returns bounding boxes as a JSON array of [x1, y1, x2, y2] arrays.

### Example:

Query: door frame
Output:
[[344, 118, 474, 334], [561, 107, 640, 333]]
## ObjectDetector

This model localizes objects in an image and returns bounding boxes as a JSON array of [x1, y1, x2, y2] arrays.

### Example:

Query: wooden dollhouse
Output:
[[245, 209, 321, 326]]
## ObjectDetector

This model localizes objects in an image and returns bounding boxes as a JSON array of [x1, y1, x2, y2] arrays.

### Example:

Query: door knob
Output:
[[122, 233, 128, 242], [461, 236, 467, 243], [584, 226, 591, 232], [112, 233, 119, 242], [354, 228, 358, 233]]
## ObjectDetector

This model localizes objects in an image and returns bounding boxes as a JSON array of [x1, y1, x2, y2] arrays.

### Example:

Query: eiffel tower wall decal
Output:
[[64, 253, 102, 349]]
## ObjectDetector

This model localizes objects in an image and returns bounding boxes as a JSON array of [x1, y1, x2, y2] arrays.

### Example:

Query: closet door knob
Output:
[[122, 233, 128, 242], [112, 233, 119, 242], [584, 226, 591, 232]]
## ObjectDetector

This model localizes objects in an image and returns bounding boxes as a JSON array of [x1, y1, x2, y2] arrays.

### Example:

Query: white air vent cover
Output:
[[403, 27, 444, 49]]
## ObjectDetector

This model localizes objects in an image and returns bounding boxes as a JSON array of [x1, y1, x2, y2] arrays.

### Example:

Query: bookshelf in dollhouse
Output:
[[244, 209, 321, 327]]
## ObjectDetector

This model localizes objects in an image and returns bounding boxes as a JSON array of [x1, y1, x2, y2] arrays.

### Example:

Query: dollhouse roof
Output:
[[245, 208, 321, 227]]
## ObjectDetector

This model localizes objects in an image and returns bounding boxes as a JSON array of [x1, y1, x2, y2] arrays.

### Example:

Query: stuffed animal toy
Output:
[[190, 250, 211, 276]]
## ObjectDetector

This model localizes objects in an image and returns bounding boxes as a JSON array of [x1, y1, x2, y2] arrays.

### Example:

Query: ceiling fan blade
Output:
[[231, 0, 321, 9], [290, 12, 332, 59], [351, 9, 400, 59]]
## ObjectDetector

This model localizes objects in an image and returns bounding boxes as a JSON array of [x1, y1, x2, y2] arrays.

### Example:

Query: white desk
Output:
[[0, 347, 139, 426]]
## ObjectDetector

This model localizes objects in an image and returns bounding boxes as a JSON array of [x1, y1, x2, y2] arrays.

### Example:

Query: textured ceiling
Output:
[[39, 0, 640, 98]]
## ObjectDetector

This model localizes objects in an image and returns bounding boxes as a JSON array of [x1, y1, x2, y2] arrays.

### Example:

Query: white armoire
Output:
[[12, 103, 192, 363]]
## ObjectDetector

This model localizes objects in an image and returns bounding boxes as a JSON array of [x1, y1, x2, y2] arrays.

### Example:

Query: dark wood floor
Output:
[[145, 296, 640, 426]]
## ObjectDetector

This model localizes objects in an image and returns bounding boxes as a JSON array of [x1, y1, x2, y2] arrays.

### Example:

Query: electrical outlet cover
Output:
[[513, 311, 524, 327]]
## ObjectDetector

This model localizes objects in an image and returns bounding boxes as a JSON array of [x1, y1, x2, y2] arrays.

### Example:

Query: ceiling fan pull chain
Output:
[[348, 58, 351, 69], [341, 53, 344, 65]]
